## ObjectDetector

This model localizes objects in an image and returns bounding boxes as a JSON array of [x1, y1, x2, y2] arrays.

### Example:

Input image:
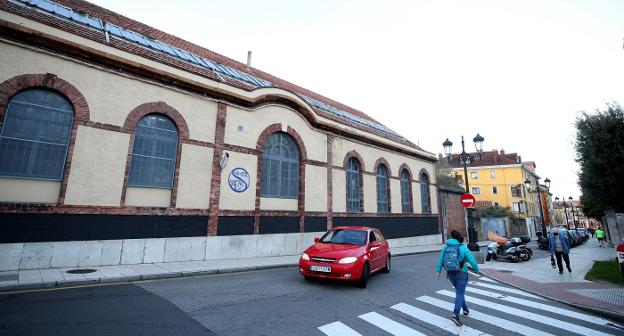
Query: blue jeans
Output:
[[447, 271, 468, 315]]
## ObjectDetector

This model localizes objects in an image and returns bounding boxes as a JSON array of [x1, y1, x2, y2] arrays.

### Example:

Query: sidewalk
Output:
[[479, 237, 624, 321], [0, 243, 445, 293]]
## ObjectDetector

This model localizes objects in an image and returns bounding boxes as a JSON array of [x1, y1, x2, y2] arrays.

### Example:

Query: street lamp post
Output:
[[524, 177, 551, 237], [442, 134, 484, 252], [568, 196, 578, 228], [555, 196, 570, 230]]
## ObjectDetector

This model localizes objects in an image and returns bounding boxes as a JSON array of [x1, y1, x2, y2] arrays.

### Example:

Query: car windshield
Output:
[[320, 229, 367, 246]]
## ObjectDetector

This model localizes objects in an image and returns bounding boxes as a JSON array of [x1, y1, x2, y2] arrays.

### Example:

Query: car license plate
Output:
[[310, 265, 331, 273]]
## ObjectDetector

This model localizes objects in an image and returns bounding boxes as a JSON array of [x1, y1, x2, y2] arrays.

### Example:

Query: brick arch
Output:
[[398, 163, 414, 213], [398, 163, 414, 181], [120, 102, 188, 207], [342, 150, 365, 172], [124, 102, 190, 140], [255, 124, 307, 233], [0, 73, 90, 123], [0, 73, 91, 205], [373, 157, 392, 177]]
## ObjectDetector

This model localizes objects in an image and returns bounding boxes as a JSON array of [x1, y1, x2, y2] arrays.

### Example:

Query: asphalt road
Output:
[[1, 252, 621, 336]]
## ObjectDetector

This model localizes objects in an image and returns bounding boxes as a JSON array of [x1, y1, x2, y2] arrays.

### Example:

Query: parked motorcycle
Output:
[[536, 232, 549, 250], [486, 237, 532, 262]]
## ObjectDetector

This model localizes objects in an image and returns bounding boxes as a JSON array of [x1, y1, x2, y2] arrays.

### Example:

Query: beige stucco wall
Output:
[[260, 197, 298, 211], [362, 174, 377, 213], [125, 187, 171, 207], [63, 126, 129, 206], [304, 164, 327, 212], [390, 179, 402, 213], [332, 168, 346, 213], [0, 41, 217, 143], [219, 152, 256, 211], [224, 105, 327, 162], [176, 144, 213, 209], [0, 179, 60, 203]]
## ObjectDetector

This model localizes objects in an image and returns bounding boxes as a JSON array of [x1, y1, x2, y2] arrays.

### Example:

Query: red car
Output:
[[299, 226, 391, 288]]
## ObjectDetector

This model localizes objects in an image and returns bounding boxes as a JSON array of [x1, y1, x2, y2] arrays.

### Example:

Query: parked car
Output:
[[568, 230, 581, 247], [575, 228, 589, 241], [299, 226, 391, 288]]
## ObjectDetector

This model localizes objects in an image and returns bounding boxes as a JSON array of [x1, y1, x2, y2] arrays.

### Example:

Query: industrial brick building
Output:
[[0, 0, 439, 270]]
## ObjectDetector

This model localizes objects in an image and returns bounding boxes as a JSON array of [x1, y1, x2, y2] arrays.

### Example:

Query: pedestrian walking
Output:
[[588, 227, 595, 239], [548, 228, 571, 274], [435, 230, 479, 327], [595, 227, 605, 247]]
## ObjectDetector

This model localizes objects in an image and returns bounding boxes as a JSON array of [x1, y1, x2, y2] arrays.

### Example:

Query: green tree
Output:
[[435, 155, 463, 189], [574, 102, 624, 215]]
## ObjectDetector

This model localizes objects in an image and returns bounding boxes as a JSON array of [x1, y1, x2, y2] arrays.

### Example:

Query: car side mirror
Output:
[[314, 237, 320, 243], [369, 241, 380, 248]]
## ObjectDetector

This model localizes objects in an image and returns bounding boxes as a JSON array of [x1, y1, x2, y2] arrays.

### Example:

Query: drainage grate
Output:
[[498, 270, 514, 273], [66, 269, 97, 274]]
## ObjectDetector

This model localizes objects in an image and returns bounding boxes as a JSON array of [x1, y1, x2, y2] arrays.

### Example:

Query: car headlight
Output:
[[301, 253, 310, 261], [338, 256, 357, 264]]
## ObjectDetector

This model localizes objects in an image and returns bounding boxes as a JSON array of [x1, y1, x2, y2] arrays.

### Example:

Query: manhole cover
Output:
[[498, 270, 514, 273], [66, 269, 97, 274]]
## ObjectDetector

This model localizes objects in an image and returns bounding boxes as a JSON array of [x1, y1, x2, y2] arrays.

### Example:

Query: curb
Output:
[[479, 271, 624, 325], [0, 248, 442, 294]]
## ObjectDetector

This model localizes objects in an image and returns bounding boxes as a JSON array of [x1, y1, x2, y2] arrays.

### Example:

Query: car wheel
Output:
[[357, 263, 369, 288], [382, 255, 391, 273]]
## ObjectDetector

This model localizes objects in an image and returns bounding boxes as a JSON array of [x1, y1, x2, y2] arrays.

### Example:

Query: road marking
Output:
[[318, 321, 363, 336], [416, 295, 556, 336], [358, 312, 427, 336], [468, 281, 544, 300], [391, 302, 493, 336], [477, 276, 497, 283], [464, 287, 623, 329], [437, 290, 616, 336]]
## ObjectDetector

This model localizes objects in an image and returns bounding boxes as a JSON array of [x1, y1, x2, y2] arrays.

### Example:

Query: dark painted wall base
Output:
[[0, 214, 208, 243], [0, 214, 438, 243], [332, 216, 439, 239]]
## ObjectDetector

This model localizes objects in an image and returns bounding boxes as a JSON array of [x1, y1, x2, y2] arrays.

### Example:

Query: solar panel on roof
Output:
[[16, 0, 272, 88]]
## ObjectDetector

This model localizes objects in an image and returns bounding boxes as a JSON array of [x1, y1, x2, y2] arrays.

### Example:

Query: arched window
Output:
[[0, 89, 73, 180], [421, 172, 431, 214], [401, 169, 412, 213], [261, 132, 299, 198], [346, 157, 361, 212], [376, 164, 389, 213], [128, 115, 178, 189]]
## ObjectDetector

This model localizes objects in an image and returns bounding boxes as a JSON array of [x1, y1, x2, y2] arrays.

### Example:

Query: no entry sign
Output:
[[460, 193, 476, 208]]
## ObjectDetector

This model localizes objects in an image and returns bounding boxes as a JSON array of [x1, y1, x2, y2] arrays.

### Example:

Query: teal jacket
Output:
[[435, 238, 479, 273]]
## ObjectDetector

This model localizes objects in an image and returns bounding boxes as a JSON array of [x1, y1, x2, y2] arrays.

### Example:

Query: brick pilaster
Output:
[[207, 102, 227, 236]]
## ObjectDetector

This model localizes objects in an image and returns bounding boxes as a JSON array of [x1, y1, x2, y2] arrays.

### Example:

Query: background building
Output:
[[448, 149, 544, 237], [0, 0, 439, 271]]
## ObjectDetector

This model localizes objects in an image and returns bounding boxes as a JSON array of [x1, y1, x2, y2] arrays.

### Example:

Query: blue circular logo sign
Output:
[[228, 167, 250, 193]]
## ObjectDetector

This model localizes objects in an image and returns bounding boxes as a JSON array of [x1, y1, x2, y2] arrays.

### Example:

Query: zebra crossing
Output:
[[318, 276, 623, 336]]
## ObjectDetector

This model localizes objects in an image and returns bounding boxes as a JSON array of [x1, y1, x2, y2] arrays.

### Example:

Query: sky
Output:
[[89, 0, 624, 199]]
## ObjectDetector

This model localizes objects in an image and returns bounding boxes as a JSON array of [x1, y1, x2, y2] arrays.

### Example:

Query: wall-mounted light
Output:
[[219, 152, 229, 169]]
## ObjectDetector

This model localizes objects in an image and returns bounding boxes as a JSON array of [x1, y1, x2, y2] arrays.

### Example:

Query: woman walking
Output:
[[435, 230, 479, 326]]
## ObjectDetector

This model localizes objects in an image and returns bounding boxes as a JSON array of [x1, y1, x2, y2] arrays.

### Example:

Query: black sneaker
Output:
[[451, 315, 462, 326], [567, 266, 572, 273], [463, 309, 469, 317], [559, 270, 563, 274]]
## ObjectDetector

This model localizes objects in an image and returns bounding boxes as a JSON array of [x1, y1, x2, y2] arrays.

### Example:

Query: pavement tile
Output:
[[569, 288, 624, 306], [18, 270, 42, 284], [39, 269, 65, 283]]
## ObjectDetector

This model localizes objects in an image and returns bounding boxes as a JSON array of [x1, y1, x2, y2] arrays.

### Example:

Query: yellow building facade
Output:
[[448, 151, 540, 220]]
